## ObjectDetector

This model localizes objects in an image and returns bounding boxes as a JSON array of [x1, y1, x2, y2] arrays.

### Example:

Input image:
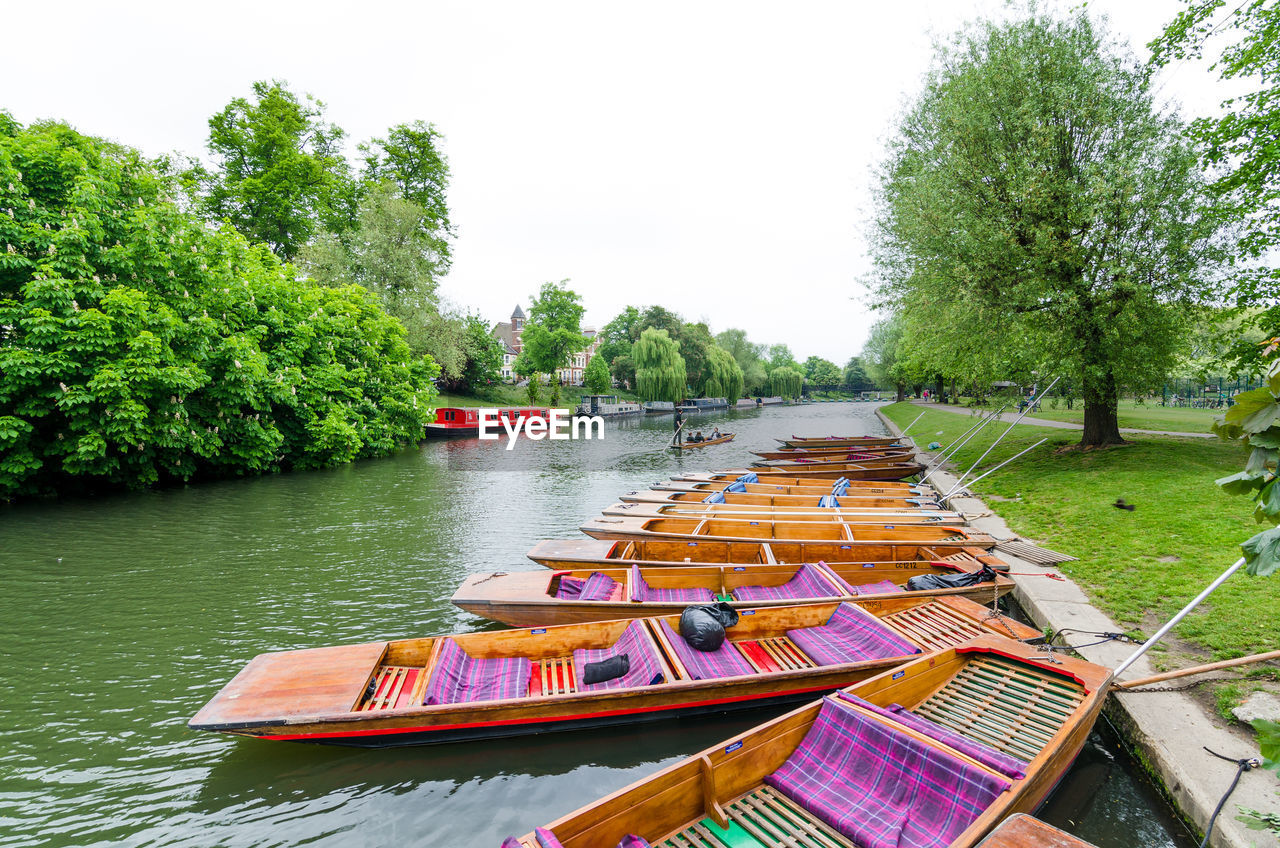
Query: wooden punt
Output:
[[675, 433, 735, 449], [773, 438, 906, 450], [619, 489, 941, 509], [506, 635, 1111, 848], [976, 814, 1097, 847], [451, 560, 1019, 627], [750, 453, 919, 470], [580, 515, 996, 549], [600, 501, 966, 525], [752, 446, 912, 460], [649, 478, 931, 497], [527, 538, 1008, 571], [683, 463, 926, 481], [187, 601, 1029, 749]]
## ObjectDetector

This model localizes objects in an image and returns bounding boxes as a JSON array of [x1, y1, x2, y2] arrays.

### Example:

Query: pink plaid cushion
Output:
[[765, 696, 1010, 848]]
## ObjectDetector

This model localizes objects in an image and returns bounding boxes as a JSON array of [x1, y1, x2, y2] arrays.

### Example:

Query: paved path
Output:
[[905, 399, 1215, 439]]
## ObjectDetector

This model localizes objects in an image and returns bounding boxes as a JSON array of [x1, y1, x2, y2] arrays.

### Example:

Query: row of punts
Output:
[[190, 429, 1113, 848]]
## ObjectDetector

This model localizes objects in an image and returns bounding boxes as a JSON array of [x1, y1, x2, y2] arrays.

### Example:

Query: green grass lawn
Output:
[[883, 403, 1277, 661], [1007, 397, 1222, 433]]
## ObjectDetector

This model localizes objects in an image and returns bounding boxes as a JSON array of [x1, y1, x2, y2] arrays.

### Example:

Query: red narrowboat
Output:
[[425, 407, 552, 437]]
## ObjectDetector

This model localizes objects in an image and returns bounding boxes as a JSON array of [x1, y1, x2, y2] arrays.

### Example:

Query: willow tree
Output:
[[634, 328, 687, 403], [873, 10, 1228, 446], [703, 346, 745, 404], [769, 367, 804, 400]]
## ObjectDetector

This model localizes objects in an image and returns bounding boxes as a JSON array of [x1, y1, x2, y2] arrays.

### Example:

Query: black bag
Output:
[[582, 653, 630, 685], [679, 602, 741, 652], [905, 565, 998, 592]]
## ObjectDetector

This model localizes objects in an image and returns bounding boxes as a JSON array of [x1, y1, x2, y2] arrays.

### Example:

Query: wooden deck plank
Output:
[[190, 641, 388, 727]]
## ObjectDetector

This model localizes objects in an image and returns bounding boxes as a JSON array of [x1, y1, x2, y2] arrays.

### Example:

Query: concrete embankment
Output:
[[878, 408, 1279, 848]]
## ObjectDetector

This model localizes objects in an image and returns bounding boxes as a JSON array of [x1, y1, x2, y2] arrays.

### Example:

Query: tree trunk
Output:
[[895, 383, 906, 402], [934, 374, 945, 403], [1081, 367, 1124, 446]]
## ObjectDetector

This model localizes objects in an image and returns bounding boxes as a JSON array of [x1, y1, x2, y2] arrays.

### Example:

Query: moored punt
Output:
[[580, 515, 996, 549], [451, 561, 1019, 627], [675, 433, 735, 449], [505, 635, 1111, 848], [188, 601, 1006, 749], [684, 463, 927, 481], [650, 477, 931, 497], [773, 438, 906, 450], [975, 814, 1098, 847], [750, 453, 919, 470], [752, 446, 912, 460], [600, 501, 966, 525], [527, 538, 1007, 570], [619, 488, 941, 509]]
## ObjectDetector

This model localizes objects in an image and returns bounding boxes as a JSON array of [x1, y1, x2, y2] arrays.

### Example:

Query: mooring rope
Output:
[[1198, 747, 1261, 848]]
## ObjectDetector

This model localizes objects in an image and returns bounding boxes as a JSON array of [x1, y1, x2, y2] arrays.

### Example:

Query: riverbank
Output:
[[878, 404, 1280, 848]]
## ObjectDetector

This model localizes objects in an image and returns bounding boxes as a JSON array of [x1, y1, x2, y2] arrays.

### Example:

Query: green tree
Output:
[[633, 328, 687, 402], [769, 366, 805, 400], [299, 181, 463, 380], [767, 344, 798, 373], [359, 121, 453, 242], [0, 117, 437, 499], [843, 356, 872, 392], [803, 356, 842, 387], [193, 80, 354, 261], [861, 317, 911, 400], [703, 346, 745, 404], [679, 321, 715, 391], [458, 313, 504, 391], [512, 280, 588, 405], [583, 353, 612, 393], [874, 10, 1227, 445], [716, 328, 768, 393], [1152, 2, 1280, 372], [597, 305, 642, 384]]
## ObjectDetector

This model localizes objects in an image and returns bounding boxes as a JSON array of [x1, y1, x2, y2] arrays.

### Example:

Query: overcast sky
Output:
[[1, 0, 1241, 363]]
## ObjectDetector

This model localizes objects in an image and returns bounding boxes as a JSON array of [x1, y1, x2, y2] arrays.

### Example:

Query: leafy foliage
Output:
[[0, 118, 438, 498], [191, 81, 354, 261], [1152, 1, 1280, 368], [1214, 338, 1280, 575], [716, 328, 769, 393], [583, 353, 611, 393], [873, 10, 1229, 445], [803, 355, 842, 387], [769, 366, 804, 400], [513, 280, 589, 404], [634, 328, 687, 403], [703, 346, 744, 404]]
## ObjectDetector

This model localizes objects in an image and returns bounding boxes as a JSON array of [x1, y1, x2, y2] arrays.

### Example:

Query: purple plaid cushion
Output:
[[657, 620, 755, 680], [851, 579, 905, 596], [733, 563, 838, 602], [813, 561, 858, 594], [786, 603, 920, 666], [423, 639, 531, 706], [574, 620, 667, 691], [534, 828, 564, 848], [578, 572, 618, 601], [765, 697, 1010, 848], [500, 838, 522, 848], [616, 837, 651, 848], [631, 565, 715, 604], [555, 576, 586, 599], [834, 692, 1027, 779]]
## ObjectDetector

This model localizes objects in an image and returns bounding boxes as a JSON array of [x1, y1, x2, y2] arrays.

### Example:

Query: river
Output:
[[0, 401, 1195, 846]]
